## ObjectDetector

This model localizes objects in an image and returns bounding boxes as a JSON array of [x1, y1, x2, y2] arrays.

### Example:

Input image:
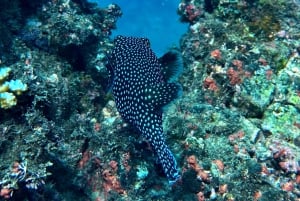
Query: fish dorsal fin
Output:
[[159, 50, 183, 82], [142, 83, 182, 110]]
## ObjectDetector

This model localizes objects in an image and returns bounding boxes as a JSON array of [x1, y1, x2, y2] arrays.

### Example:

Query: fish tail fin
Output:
[[156, 143, 180, 184], [144, 129, 180, 184]]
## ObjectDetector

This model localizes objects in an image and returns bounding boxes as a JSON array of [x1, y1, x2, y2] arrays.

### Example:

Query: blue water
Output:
[[90, 0, 187, 56]]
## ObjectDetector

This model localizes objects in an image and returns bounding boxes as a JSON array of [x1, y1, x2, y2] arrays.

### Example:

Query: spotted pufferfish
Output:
[[107, 36, 183, 184]]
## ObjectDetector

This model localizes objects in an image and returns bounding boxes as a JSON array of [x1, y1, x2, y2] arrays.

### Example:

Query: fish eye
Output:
[[114, 35, 124, 45], [141, 38, 150, 47]]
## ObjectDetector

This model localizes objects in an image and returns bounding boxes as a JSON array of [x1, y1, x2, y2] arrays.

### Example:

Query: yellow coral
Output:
[[0, 84, 9, 93], [0, 92, 17, 109], [0, 67, 11, 81], [0, 67, 27, 109]]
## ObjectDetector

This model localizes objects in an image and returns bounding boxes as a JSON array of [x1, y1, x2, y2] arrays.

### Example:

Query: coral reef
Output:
[[0, 0, 122, 200], [0, 0, 300, 200], [174, 0, 300, 200]]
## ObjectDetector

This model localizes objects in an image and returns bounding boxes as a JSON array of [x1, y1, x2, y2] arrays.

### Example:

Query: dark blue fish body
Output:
[[108, 36, 183, 184]]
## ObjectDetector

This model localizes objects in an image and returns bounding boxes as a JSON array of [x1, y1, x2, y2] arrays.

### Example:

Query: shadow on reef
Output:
[[0, 0, 47, 63], [58, 44, 88, 72]]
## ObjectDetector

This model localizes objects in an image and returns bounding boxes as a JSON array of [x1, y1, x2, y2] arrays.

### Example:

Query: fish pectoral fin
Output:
[[159, 50, 183, 82], [142, 83, 182, 109]]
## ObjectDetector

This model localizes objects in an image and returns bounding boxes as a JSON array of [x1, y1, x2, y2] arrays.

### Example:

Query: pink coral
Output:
[[178, 2, 202, 23], [203, 76, 219, 91]]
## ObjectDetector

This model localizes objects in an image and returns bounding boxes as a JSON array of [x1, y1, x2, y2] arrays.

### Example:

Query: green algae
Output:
[[262, 103, 300, 139], [233, 69, 275, 117]]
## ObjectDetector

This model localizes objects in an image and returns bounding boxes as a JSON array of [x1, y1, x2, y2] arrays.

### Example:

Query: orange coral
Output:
[[261, 164, 270, 176], [203, 77, 219, 91], [210, 49, 222, 60], [197, 191, 206, 201], [228, 130, 245, 142], [253, 190, 262, 201], [232, 59, 243, 71], [102, 169, 126, 196], [226, 60, 252, 85], [296, 174, 300, 184], [212, 160, 224, 172], [227, 67, 242, 85], [281, 181, 294, 192], [186, 155, 210, 182], [0, 188, 12, 199]]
